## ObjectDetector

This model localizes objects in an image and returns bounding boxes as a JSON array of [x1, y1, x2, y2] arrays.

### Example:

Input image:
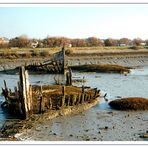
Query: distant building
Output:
[[140, 43, 146, 46], [119, 44, 126, 47], [31, 40, 38, 48], [0, 37, 9, 44], [68, 44, 72, 48]]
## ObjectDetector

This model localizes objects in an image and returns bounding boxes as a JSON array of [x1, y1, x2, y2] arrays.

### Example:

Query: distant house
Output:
[[140, 42, 146, 46], [119, 44, 126, 47], [31, 40, 38, 48], [0, 37, 9, 44], [68, 44, 72, 48]]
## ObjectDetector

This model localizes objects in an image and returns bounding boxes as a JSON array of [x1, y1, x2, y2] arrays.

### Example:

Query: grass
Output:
[[0, 48, 59, 59], [109, 97, 148, 110], [0, 46, 147, 59]]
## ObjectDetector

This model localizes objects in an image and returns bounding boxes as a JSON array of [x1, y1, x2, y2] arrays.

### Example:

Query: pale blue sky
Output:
[[0, 6, 148, 39]]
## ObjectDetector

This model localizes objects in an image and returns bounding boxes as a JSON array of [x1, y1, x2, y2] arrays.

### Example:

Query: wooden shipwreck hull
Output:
[[25, 60, 64, 74], [25, 47, 66, 74], [1, 67, 100, 119]]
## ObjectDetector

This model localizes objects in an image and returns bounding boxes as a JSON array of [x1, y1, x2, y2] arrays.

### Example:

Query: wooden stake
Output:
[[67, 95, 71, 106], [39, 85, 45, 113], [81, 85, 85, 103], [49, 98, 52, 109], [61, 86, 65, 107], [19, 66, 28, 119], [72, 95, 77, 106]]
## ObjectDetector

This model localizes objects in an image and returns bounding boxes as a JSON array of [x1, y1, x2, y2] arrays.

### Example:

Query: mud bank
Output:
[[0, 58, 49, 72], [12, 109, 148, 141], [0, 99, 98, 141], [66, 50, 148, 67]]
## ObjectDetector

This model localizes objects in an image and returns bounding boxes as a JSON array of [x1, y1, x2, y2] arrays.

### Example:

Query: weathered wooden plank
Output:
[[49, 98, 52, 109], [39, 85, 45, 113], [19, 66, 32, 119], [61, 86, 65, 107], [19, 66, 28, 119]]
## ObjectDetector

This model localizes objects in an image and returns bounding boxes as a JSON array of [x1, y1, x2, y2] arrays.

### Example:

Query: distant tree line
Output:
[[1, 35, 148, 48]]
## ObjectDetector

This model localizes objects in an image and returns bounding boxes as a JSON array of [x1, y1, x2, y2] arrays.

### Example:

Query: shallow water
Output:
[[0, 66, 148, 130]]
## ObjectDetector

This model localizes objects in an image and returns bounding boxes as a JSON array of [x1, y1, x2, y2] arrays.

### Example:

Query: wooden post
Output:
[[2, 80, 9, 102], [78, 94, 81, 104], [19, 66, 27, 119], [62, 46, 66, 70], [19, 66, 32, 119], [84, 93, 87, 102], [25, 70, 32, 112], [29, 85, 33, 114], [62, 86, 65, 95], [88, 94, 92, 101], [39, 85, 45, 113], [72, 95, 77, 106], [67, 95, 71, 106], [69, 68, 72, 85], [65, 68, 72, 86], [86, 93, 89, 101], [61, 86, 65, 107], [49, 98, 52, 109], [81, 85, 85, 103]]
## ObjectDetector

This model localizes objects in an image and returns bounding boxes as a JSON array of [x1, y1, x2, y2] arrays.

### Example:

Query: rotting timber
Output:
[[25, 47, 66, 74], [1, 66, 100, 120]]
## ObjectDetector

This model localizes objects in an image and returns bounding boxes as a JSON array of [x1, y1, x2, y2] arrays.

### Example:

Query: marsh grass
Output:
[[70, 64, 130, 73], [109, 97, 148, 110]]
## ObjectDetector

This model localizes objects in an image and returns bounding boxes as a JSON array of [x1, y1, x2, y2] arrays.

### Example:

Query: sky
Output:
[[0, 5, 148, 39]]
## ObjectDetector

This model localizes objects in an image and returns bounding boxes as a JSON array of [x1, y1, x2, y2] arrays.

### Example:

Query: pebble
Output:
[[105, 126, 108, 130], [85, 138, 90, 141]]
